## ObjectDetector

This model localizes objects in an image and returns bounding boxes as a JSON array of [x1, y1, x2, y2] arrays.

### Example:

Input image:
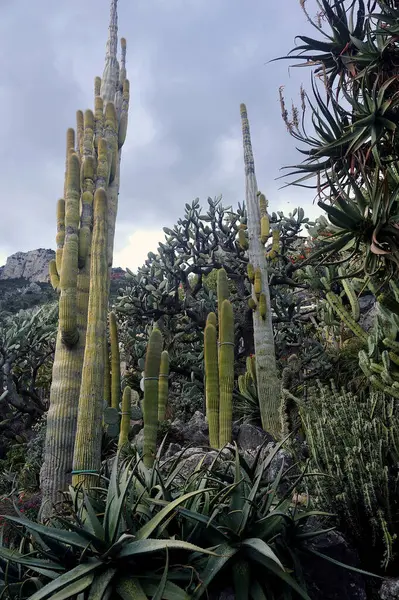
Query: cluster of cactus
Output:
[[301, 380, 399, 568], [204, 269, 235, 449], [247, 265, 267, 320], [40, 1, 130, 510]]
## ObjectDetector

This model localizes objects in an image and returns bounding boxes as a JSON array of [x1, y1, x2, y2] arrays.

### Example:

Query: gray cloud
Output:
[[0, 0, 321, 266]]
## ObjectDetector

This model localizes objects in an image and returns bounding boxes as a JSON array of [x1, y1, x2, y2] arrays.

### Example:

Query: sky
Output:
[[0, 0, 322, 272]]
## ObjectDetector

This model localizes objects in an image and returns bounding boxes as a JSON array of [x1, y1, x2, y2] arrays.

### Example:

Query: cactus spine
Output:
[[109, 311, 121, 409], [205, 313, 220, 449], [40, 1, 130, 517], [240, 103, 281, 438], [158, 350, 170, 422], [143, 329, 163, 468], [118, 386, 132, 449]]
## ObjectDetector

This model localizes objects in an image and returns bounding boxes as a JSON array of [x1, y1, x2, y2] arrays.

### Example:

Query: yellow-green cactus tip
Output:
[[206, 312, 217, 328], [106, 102, 117, 120], [121, 37, 127, 49], [84, 109, 94, 128], [240, 103, 247, 113], [68, 153, 80, 187], [76, 110, 84, 122], [123, 80, 130, 93], [98, 138, 107, 154]]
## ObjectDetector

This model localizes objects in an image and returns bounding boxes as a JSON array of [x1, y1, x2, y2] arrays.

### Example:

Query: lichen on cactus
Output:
[[219, 299, 234, 447], [254, 268, 261, 298], [158, 350, 170, 422], [205, 314, 219, 449], [118, 386, 132, 449], [143, 328, 163, 467], [259, 293, 266, 319]]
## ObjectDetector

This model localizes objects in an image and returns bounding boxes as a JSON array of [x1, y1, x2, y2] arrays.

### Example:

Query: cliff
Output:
[[0, 249, 55, 283]]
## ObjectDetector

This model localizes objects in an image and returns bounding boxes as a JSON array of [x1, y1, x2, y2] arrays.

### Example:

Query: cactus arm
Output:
[[205, 319, 219, 449], [49, 260, 60, 291], [217, 269, 229, 335], [76, 111, 84, 159], [72, 189, 109, 487], [219, 300, 234, 447], [79, 114, 95, 269], [59, 153, 80, 348], [338, 267, 360, 322], [56, 198, 66, 275], [158, 350, 170, 422], [143, 329, 163, 468], [326, 291, 368, 343], [118, 386, 132, 449], [109, 311, 121, 409]]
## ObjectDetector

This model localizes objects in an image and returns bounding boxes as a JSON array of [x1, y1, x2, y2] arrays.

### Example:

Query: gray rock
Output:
[[131, 429, 144, 451], [380, 578, 399, 599], [0, 249, 55, 282], [169, 411, 209, 446], [236, 423, 273, 451]]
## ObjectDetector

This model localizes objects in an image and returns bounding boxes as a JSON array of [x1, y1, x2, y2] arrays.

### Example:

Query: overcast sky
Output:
[[0, 0, 321, 271]]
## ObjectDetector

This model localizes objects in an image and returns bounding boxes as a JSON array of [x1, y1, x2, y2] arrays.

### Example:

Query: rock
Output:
[[169, 411, 209, 447], [358, 295, 377, 332], [301, 526, 367, 600], [131, 429, 144, 451], [0, 248, 126, 284], [380, 579, 399, 599], [22, 282, 42, 295], [130, 419, 143, 436], [162, 445, 234, 480], [236, 423, 273, 451], [0, 249, 55, 282]]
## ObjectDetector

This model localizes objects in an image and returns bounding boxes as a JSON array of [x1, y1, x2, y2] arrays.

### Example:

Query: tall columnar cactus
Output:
[[109, 311, 121, 409], [143, 328, 163, 468], [204, 312, 219, 449], [240, 103, 281, 438], [158, 350, 170, 422], [218, 300, 235, 447], [118, 386, 132, 449], [72, 188, 109, 487], [40, 0, 130, 517]]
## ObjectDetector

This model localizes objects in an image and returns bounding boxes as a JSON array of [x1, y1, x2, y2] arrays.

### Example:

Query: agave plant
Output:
[[160, 445, 374, 600], [0, 456, 214, 599]]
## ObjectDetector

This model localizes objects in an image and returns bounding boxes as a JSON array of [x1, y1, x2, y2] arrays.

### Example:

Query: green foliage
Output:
[[280, 0, 399, 280], [301, 381, 399, 570]]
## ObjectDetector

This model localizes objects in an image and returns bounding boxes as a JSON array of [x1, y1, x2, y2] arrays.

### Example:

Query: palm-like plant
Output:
[[278, 0, 399, 278]]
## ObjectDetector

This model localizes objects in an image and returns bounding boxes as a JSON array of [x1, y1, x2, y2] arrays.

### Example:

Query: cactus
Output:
[[158, 350, 170, 422], [40, 1, 130, 516], [143, 328, 163, 468], [205, 315, 220, 449], [259, 294, 266, 319], [259, 193, 268, 217], [72, 188, 109, 487], [219, 300, 235, 446], [109, 311, 121, 409], [325, 291, 368, 344], [238, 229, 249, 250], [248, 298, 257, 310], [240, 104, 281, 438], [338, 267, 360, 322], [266, 230, 280, 259], [217, 269, 229, 333], [118, 386, 132, 449], [260, 216, 270, 244], [247, 263, 255, 283]]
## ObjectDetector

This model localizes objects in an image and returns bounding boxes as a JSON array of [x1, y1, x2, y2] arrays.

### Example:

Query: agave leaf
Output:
[[27, 560, 102, 600], [244, 547, 311, 600], [116, 576, 149, 599], [135, 489, 211, 540], [44, 573, 95, 600], [0, 516, 90, 550], [191, 543, 239, 600], [0, 547, 64, 573], [250, 579, 269, 600], [152, 548, 169, 600], [141, 580, 191, 600], [87, 568, 117, 599], [241, 538, 284, 570], [117, 538, 215, 559], [305, 548, 382, 578]]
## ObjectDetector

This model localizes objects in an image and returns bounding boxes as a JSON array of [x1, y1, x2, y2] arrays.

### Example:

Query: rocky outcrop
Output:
[[0, 249, 55, 283], [0, 248, 127, 284]]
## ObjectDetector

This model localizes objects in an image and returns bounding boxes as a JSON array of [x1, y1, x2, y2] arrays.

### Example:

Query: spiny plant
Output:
[[41, 0, 130, 517], [301, 380, 399, 571]]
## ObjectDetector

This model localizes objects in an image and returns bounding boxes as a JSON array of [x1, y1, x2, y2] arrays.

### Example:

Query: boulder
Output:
[[380, 578, 399, 599]]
